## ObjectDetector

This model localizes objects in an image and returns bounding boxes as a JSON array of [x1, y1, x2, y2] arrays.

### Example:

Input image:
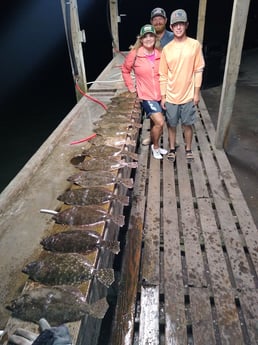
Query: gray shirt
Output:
[[160, 30, 174, 47]]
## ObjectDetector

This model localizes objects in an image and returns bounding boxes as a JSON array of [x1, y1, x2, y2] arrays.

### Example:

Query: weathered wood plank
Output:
[[162, 127, 188, 344], [190, 137, 233, 290], [239, 289, 258, 344], [139, 286, 160, 345], [199, 97, 258, 276], [213, 288, 245, 345], [109, 117, 149, 345], [189, 288, 216, 344], [141, 143, 161, 285], [194, 108, 255, 289], [175, 128, 207, 288]]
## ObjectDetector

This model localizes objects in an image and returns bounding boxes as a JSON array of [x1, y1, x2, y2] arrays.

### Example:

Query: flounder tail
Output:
[[95, 268, 115, 287], [121, 151, 139, 161], [83, 297, 109, 319], [110, 214, 125, 227], [102, 240, 120, 254], [115, 195, 130, 206], [118, 178, 134, 189]]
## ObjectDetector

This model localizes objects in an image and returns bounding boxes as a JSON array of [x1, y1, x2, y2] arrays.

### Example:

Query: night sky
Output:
[[0, 0, 257, 191]]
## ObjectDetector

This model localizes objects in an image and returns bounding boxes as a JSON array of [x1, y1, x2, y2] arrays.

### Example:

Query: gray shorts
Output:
[[165, 101, 196, 127]]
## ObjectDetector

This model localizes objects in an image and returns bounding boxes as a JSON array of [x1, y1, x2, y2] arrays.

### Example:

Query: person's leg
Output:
[[181, 101, 196, 160], [142, 119, 153, 145], [183, 125, 193, 151], [150, 112, 165, 149], [165, 103, 179, 162]]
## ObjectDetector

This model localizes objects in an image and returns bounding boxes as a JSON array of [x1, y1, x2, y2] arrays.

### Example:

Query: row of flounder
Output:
[[7, 91, 140, 325]]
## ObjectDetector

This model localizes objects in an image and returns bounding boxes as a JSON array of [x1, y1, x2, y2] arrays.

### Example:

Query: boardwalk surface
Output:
[[111, 96, 258, 345], [1, 54, 257, 345]]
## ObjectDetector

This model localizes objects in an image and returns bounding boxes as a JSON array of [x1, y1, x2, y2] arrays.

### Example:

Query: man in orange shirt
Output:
[[159, 9, 205, 162]]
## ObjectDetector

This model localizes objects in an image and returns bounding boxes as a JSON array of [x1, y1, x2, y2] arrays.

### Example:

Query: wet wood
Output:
[[109, 119, 149, 344]]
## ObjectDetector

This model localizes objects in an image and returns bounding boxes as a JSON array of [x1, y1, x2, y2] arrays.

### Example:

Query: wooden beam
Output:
[[60, 0, 87, 100], [196, 0, 207, 44], [109, 0, 119, 55], [215, 0, 251, 149]]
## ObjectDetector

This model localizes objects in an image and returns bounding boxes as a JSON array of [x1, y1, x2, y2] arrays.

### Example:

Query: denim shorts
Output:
[[165, 101, 196, 127], [141, 100, 163, 118]]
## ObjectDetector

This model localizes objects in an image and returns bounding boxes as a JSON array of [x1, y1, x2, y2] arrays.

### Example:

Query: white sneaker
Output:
[[142, 135, 151, 146], [159, 147, 168, 155], [151, 145, 163, 159]]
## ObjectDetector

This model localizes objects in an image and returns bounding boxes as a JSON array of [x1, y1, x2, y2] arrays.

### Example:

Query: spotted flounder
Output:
[[67, 170, 134, 189], [6, 285, 109, 325], [22, 252, 115, 287], [75, 157, 138, 171], [57, 187, 129, 206], [40, 205, 125, 227], [90, 133, 136, 147], [80, 145, 138, 161], [40, 229, 120, 255]]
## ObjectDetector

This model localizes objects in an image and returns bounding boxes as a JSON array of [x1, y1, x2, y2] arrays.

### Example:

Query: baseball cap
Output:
[[170, 9, 188, 25], [139, 24, 156, 37], [151, 7, 167, 19]]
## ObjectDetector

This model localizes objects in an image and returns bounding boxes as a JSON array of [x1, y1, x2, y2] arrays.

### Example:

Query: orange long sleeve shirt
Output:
[[159, 37, 205, 104]]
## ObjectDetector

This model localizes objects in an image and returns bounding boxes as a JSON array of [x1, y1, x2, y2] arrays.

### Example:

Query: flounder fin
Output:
[[121, 151, 139, 161], [117, 178, 134, 188], [111, 214, 125, 227], [102, 240, 120, 254], [83, 297, 109, 319], [96, 268, 115, 287], [115, 195, 129, 206], [121, 161, 138, 169]]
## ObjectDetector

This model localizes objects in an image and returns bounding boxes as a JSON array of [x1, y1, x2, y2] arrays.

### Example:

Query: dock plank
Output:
[[194, 109, 255, 289], [199, 98, 258, 277], [189, 288, 216, 344], [109, 117, 149, 345], [162, 128, 188, 344], [176, 128, 207, 288]]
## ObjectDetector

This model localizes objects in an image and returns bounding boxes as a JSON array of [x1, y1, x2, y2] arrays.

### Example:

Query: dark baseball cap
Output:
[[151, 8, 167, 19]]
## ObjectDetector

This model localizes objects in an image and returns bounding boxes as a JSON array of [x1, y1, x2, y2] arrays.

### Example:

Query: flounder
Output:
[[40, 205, 125, 227], [40, 229, 120, 254], [22, 252, 115, 287], [95, 120, 142, 129], [67, 170, 134, 189], [99, 111, 139, 120], [75, 157, 138, 171], [94, 126, 137, 137], [6, 285, 109, 325], [94, 114, 139, 128], [80, 145, 138, 161], [57, 186, 129, 206], [90, 133, 136, 147]]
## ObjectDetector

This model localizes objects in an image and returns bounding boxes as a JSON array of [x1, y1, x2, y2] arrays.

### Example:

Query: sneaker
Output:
[[159, 147, 168, 155], [142, 135, 151, 146], [151, 145, 163, 159]]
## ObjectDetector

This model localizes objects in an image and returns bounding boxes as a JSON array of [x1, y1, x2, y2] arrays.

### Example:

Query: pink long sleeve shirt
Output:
[[121, 46, 161, 101]]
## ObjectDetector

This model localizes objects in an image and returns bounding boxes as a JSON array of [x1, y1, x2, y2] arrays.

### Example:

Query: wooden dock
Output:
[[110, 98, 258, 344], [1, 53, 257, 345]]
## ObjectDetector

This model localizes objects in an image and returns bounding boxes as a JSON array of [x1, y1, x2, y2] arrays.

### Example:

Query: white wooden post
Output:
[[60, 0, 87, 100], [215, 0, 251, 149], [109, 0, 119, 56], [196, 0, 207, 44]]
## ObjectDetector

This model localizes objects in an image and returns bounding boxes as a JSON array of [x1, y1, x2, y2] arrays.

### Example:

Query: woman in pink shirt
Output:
[[121, 24, 167, 159]]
